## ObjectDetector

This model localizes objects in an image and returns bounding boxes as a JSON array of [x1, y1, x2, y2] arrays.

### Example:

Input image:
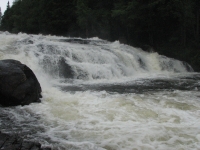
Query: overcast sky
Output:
[[0, 0, 14, 15]]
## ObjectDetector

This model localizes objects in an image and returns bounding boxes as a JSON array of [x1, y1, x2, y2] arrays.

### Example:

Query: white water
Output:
[[0, 32, 200, 150]]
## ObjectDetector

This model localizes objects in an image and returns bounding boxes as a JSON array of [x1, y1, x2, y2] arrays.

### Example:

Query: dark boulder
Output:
[[0, 59, 42, 106]]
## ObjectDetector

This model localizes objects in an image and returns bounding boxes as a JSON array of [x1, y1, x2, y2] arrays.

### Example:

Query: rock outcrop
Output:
[[0, 59, 42, 106]]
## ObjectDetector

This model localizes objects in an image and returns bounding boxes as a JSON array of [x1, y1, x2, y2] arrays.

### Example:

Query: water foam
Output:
[[21, 89, 200, 150]]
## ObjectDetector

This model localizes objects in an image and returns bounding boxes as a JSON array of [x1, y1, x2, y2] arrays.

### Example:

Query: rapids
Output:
[[0, 32, 200, 150]]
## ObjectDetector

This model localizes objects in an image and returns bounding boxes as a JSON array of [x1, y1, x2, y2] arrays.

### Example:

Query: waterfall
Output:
[[0, 32, 193, 82]]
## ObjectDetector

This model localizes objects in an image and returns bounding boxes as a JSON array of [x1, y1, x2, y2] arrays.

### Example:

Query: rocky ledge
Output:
[[0, 59, 42, 106], [0, 131, 51, 150]]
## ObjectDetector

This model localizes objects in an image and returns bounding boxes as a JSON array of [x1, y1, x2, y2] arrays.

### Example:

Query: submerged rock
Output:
[[0, 59, 42, 106]]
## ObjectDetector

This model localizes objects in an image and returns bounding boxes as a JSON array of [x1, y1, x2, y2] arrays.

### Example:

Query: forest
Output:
[[1, 0, 200, 70]]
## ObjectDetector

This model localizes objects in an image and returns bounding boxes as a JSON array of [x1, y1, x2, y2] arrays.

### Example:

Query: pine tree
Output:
[[0, 7, 2, 25], [7, 1, 10, 9]]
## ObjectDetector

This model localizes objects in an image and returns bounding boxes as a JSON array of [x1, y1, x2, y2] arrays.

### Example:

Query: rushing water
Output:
[[0, 32, 200, 150]]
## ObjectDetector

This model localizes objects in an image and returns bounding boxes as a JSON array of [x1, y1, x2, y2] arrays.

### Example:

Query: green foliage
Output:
[[0, 0, 200, 70]]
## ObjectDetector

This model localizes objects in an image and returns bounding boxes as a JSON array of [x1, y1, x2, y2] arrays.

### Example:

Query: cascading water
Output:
[[12, 33, 192, 81], [0, 32, 199, 150]]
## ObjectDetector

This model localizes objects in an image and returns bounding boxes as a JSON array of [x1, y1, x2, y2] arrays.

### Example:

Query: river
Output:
[[0, 32, 200, 150]]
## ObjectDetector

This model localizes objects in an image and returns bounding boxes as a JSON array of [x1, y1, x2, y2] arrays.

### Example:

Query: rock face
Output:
[[0, 59, 42, 106]]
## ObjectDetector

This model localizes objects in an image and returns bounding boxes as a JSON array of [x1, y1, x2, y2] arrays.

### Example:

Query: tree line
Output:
[[1, 0, 200, 70]]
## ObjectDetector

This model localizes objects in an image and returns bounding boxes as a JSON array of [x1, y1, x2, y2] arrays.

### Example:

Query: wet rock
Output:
[[0, 131, 51, 150], [59, 38, 90, 44], [0, 59, 42, 106], [58, 58, 74, 78]]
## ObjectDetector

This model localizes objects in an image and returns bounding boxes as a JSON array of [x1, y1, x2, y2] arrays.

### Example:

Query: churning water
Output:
[[0, 32, 200, 150]]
